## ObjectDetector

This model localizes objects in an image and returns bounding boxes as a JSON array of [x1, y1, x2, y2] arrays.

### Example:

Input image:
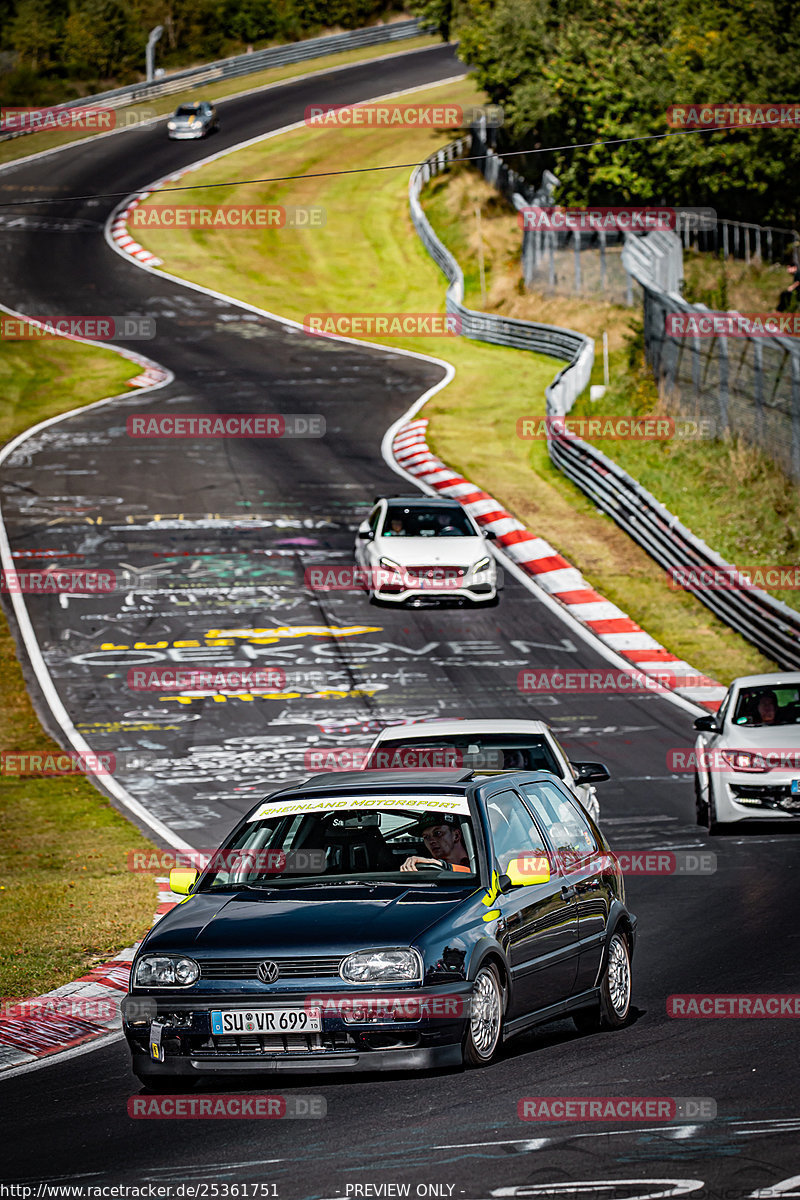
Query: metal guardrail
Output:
[[548, 431, 800, 668], [409, 137, 594, 416], [0, 18, 423, 143], [413, 134, 800, 668]]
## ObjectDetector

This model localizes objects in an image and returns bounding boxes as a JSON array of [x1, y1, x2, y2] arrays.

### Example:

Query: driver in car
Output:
[[401, 812, 471, 872]]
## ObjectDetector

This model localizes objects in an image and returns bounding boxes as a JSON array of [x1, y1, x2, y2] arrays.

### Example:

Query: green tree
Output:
[[406, 0, 456, 40], [8, 0, 57, 71], [456, 0, 800, 226]]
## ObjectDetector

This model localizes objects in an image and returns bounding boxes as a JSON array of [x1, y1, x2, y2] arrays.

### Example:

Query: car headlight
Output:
[[472, 556, 492, 574], [720, 750, 771, 773], [379, 557, 402, 576], [133, 955, 199, 987], [167, 121, 177, 130], [340, 948, 422, 983]]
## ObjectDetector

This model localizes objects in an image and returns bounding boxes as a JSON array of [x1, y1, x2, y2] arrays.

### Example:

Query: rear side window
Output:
[[519, 781, 597, 858]]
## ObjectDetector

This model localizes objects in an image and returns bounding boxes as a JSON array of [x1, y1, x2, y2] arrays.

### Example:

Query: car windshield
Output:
[[364, 734, 561, 775], [175, 105, 200, 116], [732, 684, 800, 727], [197, 797, 479, 888], [381, 506, 475, 537]]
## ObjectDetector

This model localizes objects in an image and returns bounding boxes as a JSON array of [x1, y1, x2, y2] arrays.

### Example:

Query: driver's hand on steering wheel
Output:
[[400, 855, 444, 872]]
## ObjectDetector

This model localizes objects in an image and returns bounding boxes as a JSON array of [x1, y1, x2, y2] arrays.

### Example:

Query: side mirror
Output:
[[484, 529, 497, 541], [693, 714, 718, 732], [498, 855, 551, 891], [357, 528, 374, 540], [572, 761, 610, 784], [169, 867, 198, 895]]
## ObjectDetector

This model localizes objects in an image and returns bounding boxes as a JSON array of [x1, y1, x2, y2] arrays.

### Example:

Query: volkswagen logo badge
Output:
[[257, 960, 279, 984]]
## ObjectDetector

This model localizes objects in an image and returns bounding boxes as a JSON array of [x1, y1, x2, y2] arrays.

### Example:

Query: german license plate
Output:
[[211, 1007, 321, 1035]]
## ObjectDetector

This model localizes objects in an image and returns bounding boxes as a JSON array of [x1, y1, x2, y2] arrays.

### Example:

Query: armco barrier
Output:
[[0, 19, 424, 143], [412, 136, 800, 669], [547, 432, 800, 669], [409, 137, 594, 415]]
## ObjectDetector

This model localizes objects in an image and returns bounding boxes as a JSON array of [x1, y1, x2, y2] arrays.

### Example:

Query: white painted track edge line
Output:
[[0, 302, 196, 850]]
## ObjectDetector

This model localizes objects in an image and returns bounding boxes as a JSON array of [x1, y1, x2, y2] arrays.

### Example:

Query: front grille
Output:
[[199, 955, 344, 980], [193, 1031, 356, 1056], [405, 565, 466, 581]]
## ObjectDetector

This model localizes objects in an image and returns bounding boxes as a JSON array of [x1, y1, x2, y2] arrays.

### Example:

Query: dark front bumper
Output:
[[131, 1044, 463, 1077], [123, 984, 471, 1076]]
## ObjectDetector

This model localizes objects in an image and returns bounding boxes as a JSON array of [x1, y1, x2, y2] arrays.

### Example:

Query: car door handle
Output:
[[561, 884, 577, 900]]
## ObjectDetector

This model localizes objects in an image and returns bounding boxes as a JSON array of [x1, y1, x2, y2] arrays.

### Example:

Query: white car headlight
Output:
[[167, 121, 177, 130], [340, 948, 422, 983], [379, 556, 402, 576], [472, 556, 492, 574], [134, 955, 199, 987]]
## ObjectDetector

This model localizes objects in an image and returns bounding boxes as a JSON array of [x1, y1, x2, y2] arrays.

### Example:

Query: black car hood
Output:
[[141, 884, 474, 956]]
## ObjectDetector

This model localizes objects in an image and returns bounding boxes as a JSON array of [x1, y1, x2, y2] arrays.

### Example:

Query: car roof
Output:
[[375, 719, 552, 740], [255, 768, 562, 809], [728, 672, 800, 688], [279, 769, 475, 793], [376, 496, 465, 508]]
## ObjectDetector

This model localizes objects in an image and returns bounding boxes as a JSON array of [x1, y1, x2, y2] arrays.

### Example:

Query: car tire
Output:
[[572, 929, 632, 1034], [695, 770, 709, 826], [463, 962, 504, 1067], [706, 778, 724, 834]]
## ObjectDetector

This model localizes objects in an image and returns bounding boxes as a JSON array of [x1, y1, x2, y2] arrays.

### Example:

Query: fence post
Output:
[[792, 353, 800, 481], [717, 335, 730, 437], [573, 234, 581, 292], [723, 222, 729, 259], [753, 340, 764, 444], [744, 225, 751, 266], [599, 231, 607, 292]]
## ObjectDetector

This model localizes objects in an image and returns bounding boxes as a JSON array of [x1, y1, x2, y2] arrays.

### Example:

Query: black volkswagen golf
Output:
[[123, 770, 636, 1086]]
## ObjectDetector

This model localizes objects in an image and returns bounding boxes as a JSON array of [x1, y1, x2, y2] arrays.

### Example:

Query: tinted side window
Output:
[[485, 789, 548, 873], [519, 781, 597, 859]]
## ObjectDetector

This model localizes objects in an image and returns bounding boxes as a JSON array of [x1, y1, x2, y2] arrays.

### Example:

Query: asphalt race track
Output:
[[1, 43, 799, 1200]]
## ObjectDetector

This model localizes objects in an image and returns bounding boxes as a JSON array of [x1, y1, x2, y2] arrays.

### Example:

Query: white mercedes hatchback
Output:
[[354, 496, 499, 605]]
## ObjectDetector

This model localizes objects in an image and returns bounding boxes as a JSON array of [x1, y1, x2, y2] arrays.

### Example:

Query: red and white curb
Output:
[[126, 361, 170, 388], [109, 189, 163, 268], [0, 878, 178, 1071], [109, 158, 207, 273], [391, 417, 727, 712]]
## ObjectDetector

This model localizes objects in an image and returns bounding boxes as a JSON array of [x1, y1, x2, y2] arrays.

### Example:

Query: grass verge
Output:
[[1, 338, 159, 1002], [0, 33, 438, 169], [129, 78, 775, 683]]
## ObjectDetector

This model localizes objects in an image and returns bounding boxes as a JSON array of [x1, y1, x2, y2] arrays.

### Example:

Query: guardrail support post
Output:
[[717, 335, 730, 438], [792, 354, 800, 481], [753, 340, 764, 443]]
